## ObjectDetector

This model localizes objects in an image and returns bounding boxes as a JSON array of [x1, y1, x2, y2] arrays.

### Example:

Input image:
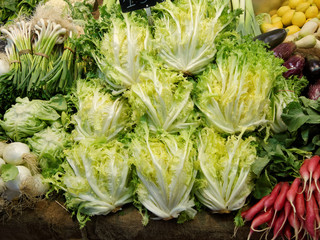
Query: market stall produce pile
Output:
[[0, 0, 319, 239]]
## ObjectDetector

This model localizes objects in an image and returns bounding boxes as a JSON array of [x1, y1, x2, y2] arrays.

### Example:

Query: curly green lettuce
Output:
[[131, 123, 197, 220], [194, 37, 285, 134]]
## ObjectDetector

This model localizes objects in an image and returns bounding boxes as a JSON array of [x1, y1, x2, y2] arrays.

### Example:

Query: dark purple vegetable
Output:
[[283, 54, 305, 79], [273, 42, 296, 61], [303, 55, 320, 84], [308, 79, 320, 100], [253, 29, 287, 49]]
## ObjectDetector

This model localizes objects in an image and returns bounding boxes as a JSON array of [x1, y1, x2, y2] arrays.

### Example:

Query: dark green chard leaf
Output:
[[252, 170, 277, 199]]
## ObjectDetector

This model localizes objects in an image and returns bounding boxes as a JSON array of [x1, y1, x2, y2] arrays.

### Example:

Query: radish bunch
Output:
[[242, 155, 320, 240]]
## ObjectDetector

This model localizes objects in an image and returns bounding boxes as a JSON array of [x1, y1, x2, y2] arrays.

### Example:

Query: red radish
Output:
[[284, 222, 292, 240], [308, 156, 320, 196], [273, 200, 293, 239], [272, 209, 286, 240], [296, 186, 306, 220], [243, 195, 270, 222], [288, 210, 302, 240], [247, 208, 274, 240], [241, 208, 250, 219], [313, 164, 320, 193], [314, 188, 320, 208], [300, 158, 312, 193], [287, 178, 302, 213], [307, 182, 317, 201], [264, 182, 282, 211], [271, 182, 290, 227], [305, 194, 317, 239]]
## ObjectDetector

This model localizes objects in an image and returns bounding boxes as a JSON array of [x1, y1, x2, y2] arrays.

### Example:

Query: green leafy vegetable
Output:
[[0, 95, 67, 141], [27, 123, 71, 178], [131, 122, 197, 220], [269, 75, 308, 133], [282, 97, 320, 154], [0, 0, 43, 25], [54, 138, 133, 227], [71, 79, 132, 141], [152, 0, 238, 75], [0, 163, 19, 182], [125, 59, 198, 133], [96, 11, 150, 93], [195, 127, 261, 212], [194, 36, 284, 134]]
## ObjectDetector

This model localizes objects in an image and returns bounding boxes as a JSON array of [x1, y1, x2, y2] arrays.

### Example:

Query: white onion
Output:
[[30, 174, 49, 196], [0, 158, 5, 168], [0, 142, 8, 158], [3, 142, 31, 165], [5, 166, 32, 192], [0, 59, 9, 76]]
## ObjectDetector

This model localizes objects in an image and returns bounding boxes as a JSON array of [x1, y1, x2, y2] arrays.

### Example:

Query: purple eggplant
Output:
[[272, 42, 296, 61], [303, 55, 320, 84], [253, 29, 287, 49], [308, 79, 320, 100], [283, 54, 305, 79]]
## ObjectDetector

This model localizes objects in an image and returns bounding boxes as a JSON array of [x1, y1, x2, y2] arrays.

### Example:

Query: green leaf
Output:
[[234, 210, 245, 227], [282, 101, 309, 132], [251, 156, 270, 176], [0, 163, 18, 182], [253, 170, 276, 199]]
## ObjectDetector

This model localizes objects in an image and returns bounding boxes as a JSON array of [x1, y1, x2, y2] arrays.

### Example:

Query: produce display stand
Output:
[[0, 199, 260, 240]]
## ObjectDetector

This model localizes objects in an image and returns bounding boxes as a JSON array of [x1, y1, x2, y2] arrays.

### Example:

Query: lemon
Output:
[[286, 25, 301, 35], [260, 23, 276, 33], [272, 21, 284, 28], [296, 2, 311, 12], [289, 0, 304, 8], [305, 5, 319, 18], [315, 0, 320, 9], [271, 14, 279, 19], [282, 9, 296, 26], [277, 6, 292, 17], [272, 16, 283, 23], [292, 11, 307, 27]]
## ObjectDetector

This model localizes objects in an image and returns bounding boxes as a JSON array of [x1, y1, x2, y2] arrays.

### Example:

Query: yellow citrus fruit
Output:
[[260, 23, 276, 33], [282, 9, 296, 26], [286, 25, 301, 35], [272, 16, 283, 23], [289, 0, 304, 8], [273, 21, 284, 28], [305, 5, 319, 18], [296, 2, 311, 12], [314, 0, 320, 9], [292, 11, 307, 27], [277, 6, 292, 17]]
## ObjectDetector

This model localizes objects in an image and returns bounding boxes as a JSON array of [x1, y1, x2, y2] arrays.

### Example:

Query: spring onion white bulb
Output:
[[5, 165, 32, 192], [3, 142, 31, 165], [0, 158, 5, 168], [0, 54, 10, 76], [0, 142, 8, 158], [29, 174, 49, 196]]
